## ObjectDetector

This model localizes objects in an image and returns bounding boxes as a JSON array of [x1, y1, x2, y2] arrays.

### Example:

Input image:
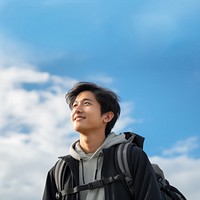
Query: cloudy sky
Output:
[[0, 0, 200, 199]]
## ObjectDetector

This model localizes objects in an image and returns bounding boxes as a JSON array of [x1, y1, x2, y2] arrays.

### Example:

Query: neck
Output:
[[79, 131, 106, 153]]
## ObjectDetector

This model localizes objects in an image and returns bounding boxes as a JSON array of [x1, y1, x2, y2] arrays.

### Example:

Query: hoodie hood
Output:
[[69, 132, 127, 161]]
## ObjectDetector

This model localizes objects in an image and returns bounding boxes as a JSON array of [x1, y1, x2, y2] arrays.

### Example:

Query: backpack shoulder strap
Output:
[[54, 159, 66, 192], [116, 131, 144, 177], [116, 142, 134, 196], [115, 132, 145, 196], [117, 142, 132, 177], [54, 159, 66, 199]]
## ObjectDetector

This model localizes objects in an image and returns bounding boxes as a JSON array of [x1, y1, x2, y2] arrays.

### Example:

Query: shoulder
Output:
[[118, 142, 146, 156], [118, 142, 150, 169], [51, 155, 79, 182], [56, 155, 79, 168], [47, 155, 78, 175]]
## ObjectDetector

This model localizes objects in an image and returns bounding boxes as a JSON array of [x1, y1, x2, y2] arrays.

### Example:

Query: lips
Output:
[[73, 115, 86, 121]]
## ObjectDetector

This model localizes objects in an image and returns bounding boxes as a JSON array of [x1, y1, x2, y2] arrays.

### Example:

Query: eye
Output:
[[72, 103, 78, 108], [84, 101, 91, 106]]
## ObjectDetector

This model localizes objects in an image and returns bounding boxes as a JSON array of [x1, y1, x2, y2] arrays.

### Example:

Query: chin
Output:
[[74, 127, 89, 135], [74, 126, 84, 132]]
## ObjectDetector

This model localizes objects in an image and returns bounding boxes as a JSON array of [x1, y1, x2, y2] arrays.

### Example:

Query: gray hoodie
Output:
[[69, 132, 127, 200]]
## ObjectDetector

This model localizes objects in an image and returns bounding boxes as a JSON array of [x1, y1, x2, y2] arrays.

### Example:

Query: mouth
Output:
[[74, 116, 86, 121]]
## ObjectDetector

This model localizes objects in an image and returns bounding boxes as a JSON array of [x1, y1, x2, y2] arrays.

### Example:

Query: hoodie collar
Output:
[[69, 132, 127, 161]]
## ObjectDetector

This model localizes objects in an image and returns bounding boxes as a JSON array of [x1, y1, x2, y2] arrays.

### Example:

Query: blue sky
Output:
[[0, 0, 200, 199]]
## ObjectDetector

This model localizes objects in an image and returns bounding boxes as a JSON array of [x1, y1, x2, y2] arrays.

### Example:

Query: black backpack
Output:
[[116, 132, 187, 200], [54, 132, 187, 200]]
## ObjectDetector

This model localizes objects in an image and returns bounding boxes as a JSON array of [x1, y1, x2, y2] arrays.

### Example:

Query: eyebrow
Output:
[[71, 98, 94, 109], [73, 98, 94, 103]]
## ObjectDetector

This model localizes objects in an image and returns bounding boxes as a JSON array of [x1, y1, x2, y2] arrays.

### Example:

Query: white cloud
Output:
[[150, 136, 200, 200], [0, 64, 78, 200], [162, 136, 199, 156]]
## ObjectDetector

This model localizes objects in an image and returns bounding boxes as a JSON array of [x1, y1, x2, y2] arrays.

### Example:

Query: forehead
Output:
[[75, 90, 97, 101]]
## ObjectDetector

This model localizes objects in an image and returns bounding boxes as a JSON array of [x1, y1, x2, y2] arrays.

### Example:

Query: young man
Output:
[[42, 82, 162, 200]]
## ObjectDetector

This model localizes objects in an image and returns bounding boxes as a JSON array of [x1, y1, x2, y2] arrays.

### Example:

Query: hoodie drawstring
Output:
[[94, 152, 102, 180], [80, 159, 85, 184], [80, 152, 103, 184]]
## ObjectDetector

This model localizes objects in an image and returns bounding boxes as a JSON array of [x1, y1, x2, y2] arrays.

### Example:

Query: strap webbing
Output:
[[116, 143, 134, 196], [54, 159, 65, 192], [56, 173, 125, 199], [117, 143, 132, 177]]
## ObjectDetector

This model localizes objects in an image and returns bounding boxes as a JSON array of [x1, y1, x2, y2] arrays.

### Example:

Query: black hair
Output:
[[65, 81, 121, 136]]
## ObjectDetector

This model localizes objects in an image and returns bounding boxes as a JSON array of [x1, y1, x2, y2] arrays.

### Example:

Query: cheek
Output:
[[89, 111, 103, 122], [70, 112, 74, 123]]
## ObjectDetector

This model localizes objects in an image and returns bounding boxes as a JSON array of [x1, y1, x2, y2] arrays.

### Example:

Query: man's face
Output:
[[70, 91, 107, 135]]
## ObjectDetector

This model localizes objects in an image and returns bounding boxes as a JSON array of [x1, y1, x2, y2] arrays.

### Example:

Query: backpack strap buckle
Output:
[[55, 192, 61, 200]]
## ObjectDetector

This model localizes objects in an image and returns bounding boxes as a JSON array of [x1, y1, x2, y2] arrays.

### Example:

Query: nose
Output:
[[71, 103, 83, 121], [72, 103, 83, 113]]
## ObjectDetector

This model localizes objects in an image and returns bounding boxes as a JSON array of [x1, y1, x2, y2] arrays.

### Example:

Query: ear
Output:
[[103, 111, 114, 123]]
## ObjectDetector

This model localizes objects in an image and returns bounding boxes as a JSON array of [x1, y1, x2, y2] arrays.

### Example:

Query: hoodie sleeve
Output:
[[129, 146, 163, 200], [42, 168, 57, 200]]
